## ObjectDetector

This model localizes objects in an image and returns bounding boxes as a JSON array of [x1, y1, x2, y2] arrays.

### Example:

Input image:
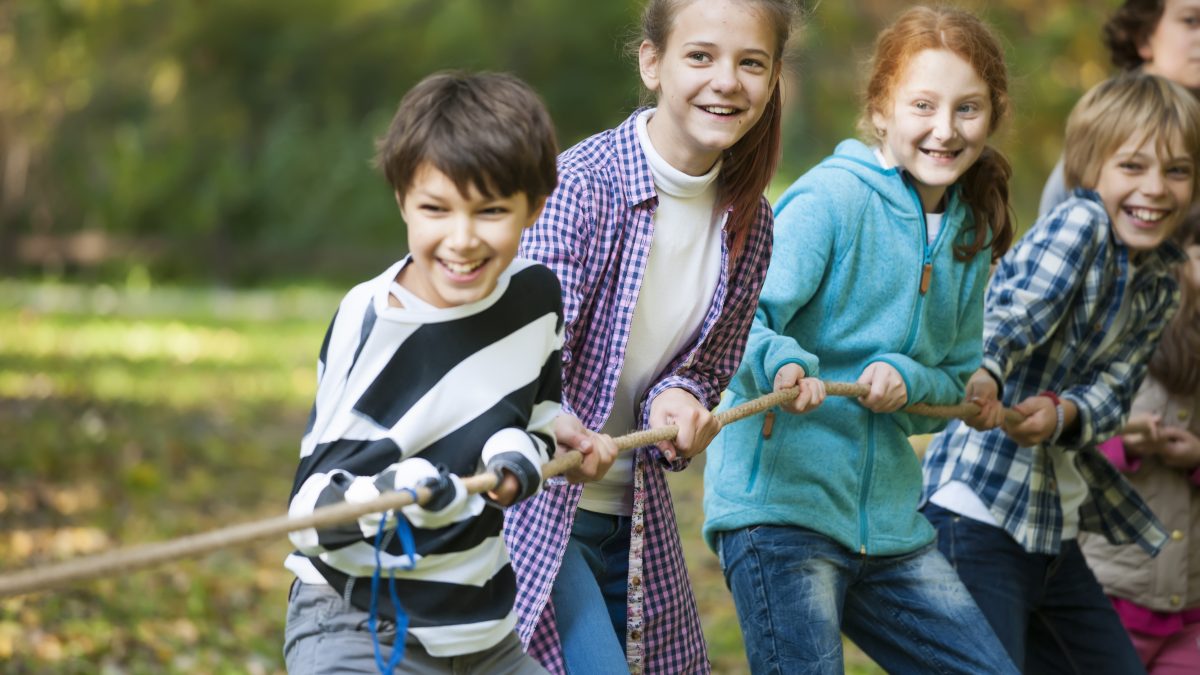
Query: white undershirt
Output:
[[933, 260, 1142, 538], [578, 109, 724, 516], [875, 148, 941, 244]]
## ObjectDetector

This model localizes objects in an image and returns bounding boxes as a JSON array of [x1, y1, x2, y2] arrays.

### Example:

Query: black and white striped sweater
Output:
[[286, 257, 562, 657]]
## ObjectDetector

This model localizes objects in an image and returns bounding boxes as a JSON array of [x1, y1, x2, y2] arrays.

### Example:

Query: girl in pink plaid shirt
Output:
[[504, 1, 800, 672]]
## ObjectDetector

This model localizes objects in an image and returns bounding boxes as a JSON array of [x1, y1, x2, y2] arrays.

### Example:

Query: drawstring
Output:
[[369, 487, 418, 674]]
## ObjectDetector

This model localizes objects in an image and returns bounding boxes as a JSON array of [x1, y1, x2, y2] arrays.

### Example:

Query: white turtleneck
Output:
[[579, 108, 726, 516]]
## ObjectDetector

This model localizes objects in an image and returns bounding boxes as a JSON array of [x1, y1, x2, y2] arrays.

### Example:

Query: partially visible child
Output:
[[1080, 215, 1200, 674], [282, 71, 612, 674], [923, 72, 1200, 673], [1040, 0, 1200, 215], [702, 6, 1018, 673], [504, 0, 799, 672]]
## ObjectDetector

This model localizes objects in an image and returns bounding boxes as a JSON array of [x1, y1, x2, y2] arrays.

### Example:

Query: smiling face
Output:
[[872, 48, 992, 212], [1139, 0, 1200, 91], [638, 0, 779, 176], [1096, 133, 1196, 252], [396, 164, 543, 308]]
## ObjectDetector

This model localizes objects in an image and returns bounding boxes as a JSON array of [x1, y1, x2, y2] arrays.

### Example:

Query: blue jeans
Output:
[[923, 503, 1147, 674], [718, 524, 1018, 675], [550, 510, 631, 675]]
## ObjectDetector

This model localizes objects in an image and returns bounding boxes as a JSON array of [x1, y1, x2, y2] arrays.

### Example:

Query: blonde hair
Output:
[[1063, 72, 1200, 195]]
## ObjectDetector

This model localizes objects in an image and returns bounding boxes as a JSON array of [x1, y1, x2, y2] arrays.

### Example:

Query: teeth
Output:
[[923, 149, 957, 159], [703, 106, 737, 115], [442, 259, 484, 275], [1128, 207, 1166, 222]]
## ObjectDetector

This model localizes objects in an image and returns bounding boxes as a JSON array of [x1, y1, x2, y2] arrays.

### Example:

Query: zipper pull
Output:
[[919, 262, 932, 295], [761, 410, 775, 439]]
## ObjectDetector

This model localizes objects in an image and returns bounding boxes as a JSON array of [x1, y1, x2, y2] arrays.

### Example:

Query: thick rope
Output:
[[0, 381, 1019, 598]]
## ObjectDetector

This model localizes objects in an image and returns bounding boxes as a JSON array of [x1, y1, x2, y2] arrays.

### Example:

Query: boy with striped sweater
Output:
[[283, 71, 616, 674]]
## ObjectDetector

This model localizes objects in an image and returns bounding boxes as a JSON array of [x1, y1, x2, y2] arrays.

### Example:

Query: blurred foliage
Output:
[[0, 282, 885, 673], [1, 0, 1118, 285]]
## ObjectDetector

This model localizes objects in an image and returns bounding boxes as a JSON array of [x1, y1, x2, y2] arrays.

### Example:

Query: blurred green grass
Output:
[[0, 281, 883, 673]]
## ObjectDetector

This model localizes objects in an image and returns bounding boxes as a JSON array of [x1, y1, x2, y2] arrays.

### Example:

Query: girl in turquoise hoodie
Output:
[[703, 7, 1018, 673]]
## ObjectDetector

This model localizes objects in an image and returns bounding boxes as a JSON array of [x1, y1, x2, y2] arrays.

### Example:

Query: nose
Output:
[[1140, 170, 1166, 197], [709, 60, 742, 95], [446, 216, 480, 250], [932, 110, 956, 143]]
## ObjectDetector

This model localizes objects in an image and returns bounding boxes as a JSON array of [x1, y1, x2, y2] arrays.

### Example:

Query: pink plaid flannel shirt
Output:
[[503, 110, 774, 674]]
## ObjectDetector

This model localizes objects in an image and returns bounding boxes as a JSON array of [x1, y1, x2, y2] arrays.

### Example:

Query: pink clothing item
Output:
[[1126, 618, 1200, 674], [1111, 596, 1200, 637], [1097, 435, 1142, 473]]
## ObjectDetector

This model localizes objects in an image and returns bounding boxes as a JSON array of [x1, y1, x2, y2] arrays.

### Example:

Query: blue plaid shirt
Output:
[[923, 190, 1186, 555], [504, 109, 773, 674]]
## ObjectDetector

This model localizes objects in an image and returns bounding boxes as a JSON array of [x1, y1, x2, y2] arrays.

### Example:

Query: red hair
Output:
[[859, 6, 1015, 261]]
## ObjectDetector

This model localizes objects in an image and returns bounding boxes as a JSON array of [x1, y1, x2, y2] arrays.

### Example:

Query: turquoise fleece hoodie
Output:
[[702, 139, 991, 556]]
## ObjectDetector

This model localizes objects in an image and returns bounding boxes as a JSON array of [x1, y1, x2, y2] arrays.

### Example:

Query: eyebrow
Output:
[[682, 41, 772, 59]]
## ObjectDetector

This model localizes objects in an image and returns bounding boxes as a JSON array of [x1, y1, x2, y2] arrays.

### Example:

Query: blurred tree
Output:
[[0, 0, 1118, 285]]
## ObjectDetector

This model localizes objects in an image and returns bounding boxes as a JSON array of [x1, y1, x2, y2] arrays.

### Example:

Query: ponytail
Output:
[[719, 82, 783, 260], [955, 145, 1014, 262]]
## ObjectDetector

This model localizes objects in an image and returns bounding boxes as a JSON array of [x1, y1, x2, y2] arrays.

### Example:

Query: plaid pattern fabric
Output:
[[504, 109, 773, 674], [923, 190, 1186, 555]]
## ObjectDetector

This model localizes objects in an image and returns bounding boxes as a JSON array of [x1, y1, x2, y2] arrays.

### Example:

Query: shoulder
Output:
[[504, 259, 563, 310]]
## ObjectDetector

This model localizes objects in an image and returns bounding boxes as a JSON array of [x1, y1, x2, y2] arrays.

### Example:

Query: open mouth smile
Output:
[[698, 105, 743, 117], [1123, 206, 1171, 227], [920, 148, 962, 160], [439, 258, 487, 276]]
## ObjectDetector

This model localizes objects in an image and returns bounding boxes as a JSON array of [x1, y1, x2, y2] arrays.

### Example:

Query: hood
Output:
[[818, 138, 969, 225]]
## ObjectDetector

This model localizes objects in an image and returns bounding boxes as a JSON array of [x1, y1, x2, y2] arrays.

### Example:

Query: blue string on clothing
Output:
[[369, 487, 419, 674]]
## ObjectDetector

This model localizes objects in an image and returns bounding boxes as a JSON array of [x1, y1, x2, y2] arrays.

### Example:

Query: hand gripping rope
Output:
[[0, 381, 1030, 599]]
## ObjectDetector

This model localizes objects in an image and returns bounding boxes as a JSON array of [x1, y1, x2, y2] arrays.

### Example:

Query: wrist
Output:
[[1041, 391, 1065, 446]]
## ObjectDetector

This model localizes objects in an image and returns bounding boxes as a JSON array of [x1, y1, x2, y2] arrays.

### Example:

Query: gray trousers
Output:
[[283, 580, 548, 674]]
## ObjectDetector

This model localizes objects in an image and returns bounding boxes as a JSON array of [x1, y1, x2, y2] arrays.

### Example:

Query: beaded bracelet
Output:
[[1040, 390, 1064, 446]]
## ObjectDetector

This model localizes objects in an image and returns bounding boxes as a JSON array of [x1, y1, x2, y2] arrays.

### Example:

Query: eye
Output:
[[956, 102, 980, 115], [1166, 164, 1195, 179], [1117, 160, 1144, 172], [479, 205, 511, 216], [740, 57, 767, 70], [417, 203, 448, 214], [687, 51, 712, 64], [1181, 12, 1200, 27], [913, 100, 933, 112]]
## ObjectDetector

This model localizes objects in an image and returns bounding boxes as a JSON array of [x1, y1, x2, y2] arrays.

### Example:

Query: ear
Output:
[[638, 40, 661, 92], [395, 189, 409, 217], [525, 197, 548, 229], [1137, 35, 1154, 64], [870, 108, 887, 137]]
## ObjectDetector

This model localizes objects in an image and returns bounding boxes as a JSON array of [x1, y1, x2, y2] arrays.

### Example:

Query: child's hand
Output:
[[962, 368, 1004, 431], [1005, 394, 1076, 447], [486, 470, 522, 506], [1121, 413, 1162, 456], [773, 363, 826, 414], [1157, 426, 1200, 470], [856, 362, 907, 413], [555, 414, 619, 484], [650, 387, 719, 462]]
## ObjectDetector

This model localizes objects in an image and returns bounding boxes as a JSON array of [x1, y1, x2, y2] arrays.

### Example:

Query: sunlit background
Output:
[[0, 1, 1118, 672]]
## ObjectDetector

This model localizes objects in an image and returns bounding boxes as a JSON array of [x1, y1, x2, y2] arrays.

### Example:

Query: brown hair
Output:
[[1062, 72, 1200, 197], [638, 0, 801, 258], [858, 6, 1014, 262], [1147, 208, 1200, 395], [375, 71, 558, 207], [1103, 0, 1165, 71]]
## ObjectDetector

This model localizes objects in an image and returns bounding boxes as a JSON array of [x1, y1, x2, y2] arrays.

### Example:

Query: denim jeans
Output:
[[924, 503, 1147, 674], [549, 509, 631, 675], [718, 524, 1018, 675]]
